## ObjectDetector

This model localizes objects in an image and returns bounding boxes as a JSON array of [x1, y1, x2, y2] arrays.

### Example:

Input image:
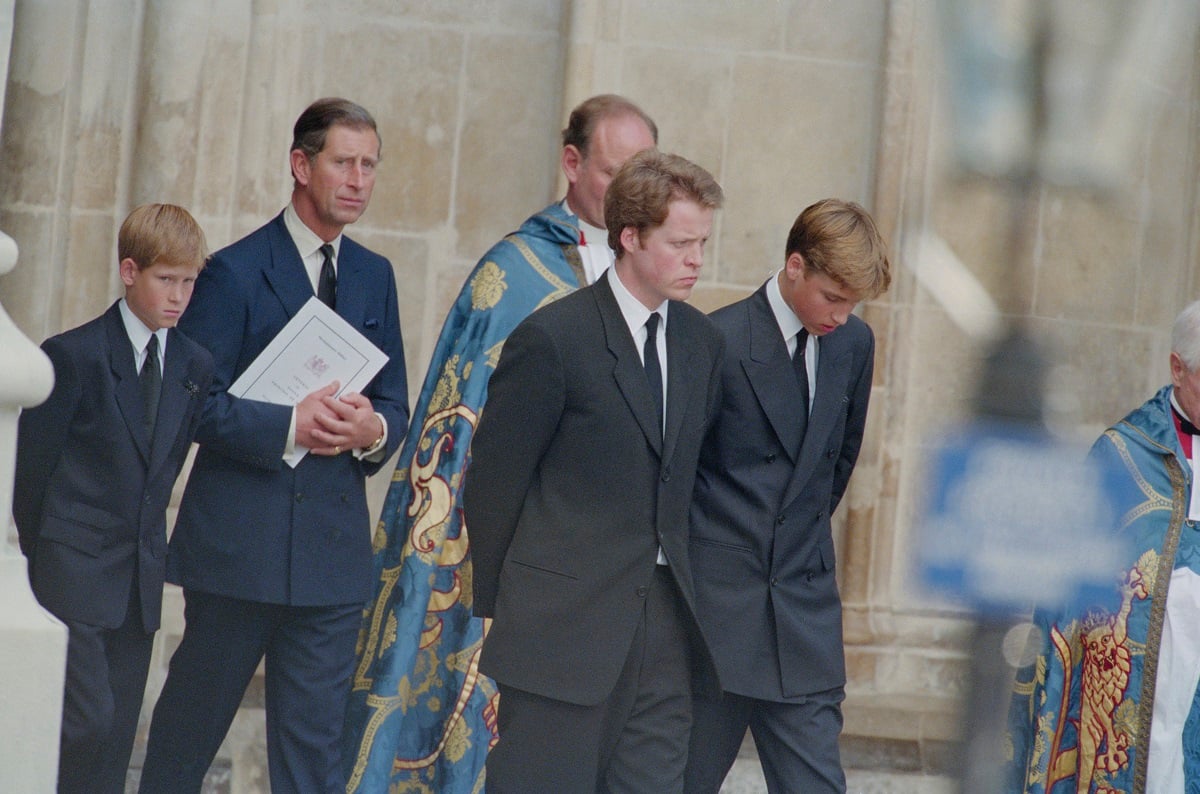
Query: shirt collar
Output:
[[562, 198, 605, 246], [607, 266, 668, 337], [1171, 389, 1200, 434], [765, 270, 804, 342], [284, 202, 341, 261], [118, 298, 164, 357]]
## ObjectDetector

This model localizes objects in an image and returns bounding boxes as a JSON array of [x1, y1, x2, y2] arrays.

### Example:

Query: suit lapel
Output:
[[105, 305, 152, 464], [262, 213, 318, 320], [742, 288, 806, 462], [662, 308, 697, 465], [595, 274, 663, 458], [333, 239, 367, 332], [147, 331, 197, 474], [780, 326, 854, 509]]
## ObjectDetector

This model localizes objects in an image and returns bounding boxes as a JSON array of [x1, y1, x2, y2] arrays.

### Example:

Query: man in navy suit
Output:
[[684, 199, 891, 793], [464, 150, 725, 793], [139, 98, 409, 793], [13, 203, 214, 794]]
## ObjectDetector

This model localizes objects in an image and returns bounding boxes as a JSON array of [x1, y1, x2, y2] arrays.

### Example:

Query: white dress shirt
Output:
[[563, 200, 615, 285], [608, 269, 670, 565], [119, 298, 166, 374], [766, 272, 817, 414]]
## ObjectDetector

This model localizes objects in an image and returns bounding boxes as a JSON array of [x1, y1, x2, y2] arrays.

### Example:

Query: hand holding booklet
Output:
[[229, 297, 389, 466]]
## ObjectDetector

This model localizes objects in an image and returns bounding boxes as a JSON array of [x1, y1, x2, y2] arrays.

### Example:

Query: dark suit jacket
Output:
[[464, 270, 724, 707], [13, 301, 214, 632], [168, 212, 409, 606], [689, 284, 874, 700]]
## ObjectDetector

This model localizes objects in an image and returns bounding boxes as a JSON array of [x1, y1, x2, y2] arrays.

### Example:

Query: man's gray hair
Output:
[[1171, 300, 1200, 370]]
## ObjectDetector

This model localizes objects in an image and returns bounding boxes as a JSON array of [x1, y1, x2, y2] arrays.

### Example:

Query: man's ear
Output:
[[1171, 351, 1188, 387], [561, 145, 584, 184], [785, 251, 806, 279], [619, 226, 640, 256], [290, 149, 311, 187], [118, 257, 139, 287]]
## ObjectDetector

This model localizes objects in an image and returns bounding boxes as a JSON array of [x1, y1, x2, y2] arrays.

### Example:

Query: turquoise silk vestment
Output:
[[1006, 385, 1200, 793], [343, 204, 585, 792]]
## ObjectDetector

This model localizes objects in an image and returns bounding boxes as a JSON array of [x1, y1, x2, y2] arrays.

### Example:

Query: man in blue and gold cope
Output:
[[342, 94, 657, 792], [1005, 299, 1200, 793]]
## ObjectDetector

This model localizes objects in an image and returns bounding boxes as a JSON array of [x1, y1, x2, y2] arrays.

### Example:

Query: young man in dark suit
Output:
[[684, 199, 892, 793], [464, 149, 725, 793], [13, 203, 214, 794], [139, 98, 409, 793]]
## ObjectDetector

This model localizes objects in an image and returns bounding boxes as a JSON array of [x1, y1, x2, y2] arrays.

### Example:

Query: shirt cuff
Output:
[[354, 413, 388, 462], [284, 406, 298, 459]]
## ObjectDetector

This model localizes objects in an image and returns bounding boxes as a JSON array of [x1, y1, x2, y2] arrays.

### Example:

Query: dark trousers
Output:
[[486, 566, 693, 794], [57, 589, 154, 794], [684, 686, 847, 794], [138, 590, 360, 794]]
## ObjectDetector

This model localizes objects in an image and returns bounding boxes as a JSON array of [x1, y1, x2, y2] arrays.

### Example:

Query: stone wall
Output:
[[2, 0, 1199, 788]]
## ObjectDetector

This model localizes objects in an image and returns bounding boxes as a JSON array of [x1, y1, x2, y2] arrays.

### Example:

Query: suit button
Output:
[[776, 515, 785, 525], [144, 494, 152, 504], [295, 493, 304, 503], [636, 586, 648, 598], [826, 449, 836, 458], [771, 577, 779, 586], [765, 453, 776, 463], [817, 511, 824, 520], [661, 471, 671, 483]]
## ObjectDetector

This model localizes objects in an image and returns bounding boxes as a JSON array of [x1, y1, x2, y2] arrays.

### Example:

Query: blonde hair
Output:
[[787, 199, 890, 299], [118, 203, 207, 271]]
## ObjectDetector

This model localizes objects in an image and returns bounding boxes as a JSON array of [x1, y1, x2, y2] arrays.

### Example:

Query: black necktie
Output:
[[317, 243, 337, 309], [793, 329, 809, 440], [644, 313, 664, 430], [140, 333, 161, 439]]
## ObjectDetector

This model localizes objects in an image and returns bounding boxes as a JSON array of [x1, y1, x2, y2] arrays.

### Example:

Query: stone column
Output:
[[0, 4, 69, 789], [0, 229, 66, 790]]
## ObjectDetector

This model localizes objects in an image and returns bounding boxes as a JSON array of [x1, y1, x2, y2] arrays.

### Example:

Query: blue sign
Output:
[[916, 422, 1137, 614]]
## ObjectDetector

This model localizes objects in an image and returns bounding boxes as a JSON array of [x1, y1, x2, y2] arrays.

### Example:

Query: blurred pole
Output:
[[932, 0, 1200, 788], [957, 8, 1049, 788]]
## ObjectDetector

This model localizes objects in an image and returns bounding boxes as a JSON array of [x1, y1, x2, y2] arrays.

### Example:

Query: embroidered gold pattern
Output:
[[470, 262, 506, 311], [348, 225, 585, 790], [1077, 564, 1147, 786], [1022, 425, 1188, 794]]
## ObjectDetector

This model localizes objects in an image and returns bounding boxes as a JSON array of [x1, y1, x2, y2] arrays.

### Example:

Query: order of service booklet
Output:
[[229, 297, 388, 467]]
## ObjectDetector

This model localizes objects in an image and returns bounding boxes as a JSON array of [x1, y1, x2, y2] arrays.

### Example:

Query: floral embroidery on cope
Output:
[[469, 261, 506, 310]]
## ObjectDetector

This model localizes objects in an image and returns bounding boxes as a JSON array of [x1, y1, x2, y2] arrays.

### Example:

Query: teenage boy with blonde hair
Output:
[[13, 203, 214, 794], [685, 198, 891, 794]]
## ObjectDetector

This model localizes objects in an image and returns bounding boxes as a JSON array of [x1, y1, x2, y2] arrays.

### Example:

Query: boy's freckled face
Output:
[[120, 258, 201, 331]]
